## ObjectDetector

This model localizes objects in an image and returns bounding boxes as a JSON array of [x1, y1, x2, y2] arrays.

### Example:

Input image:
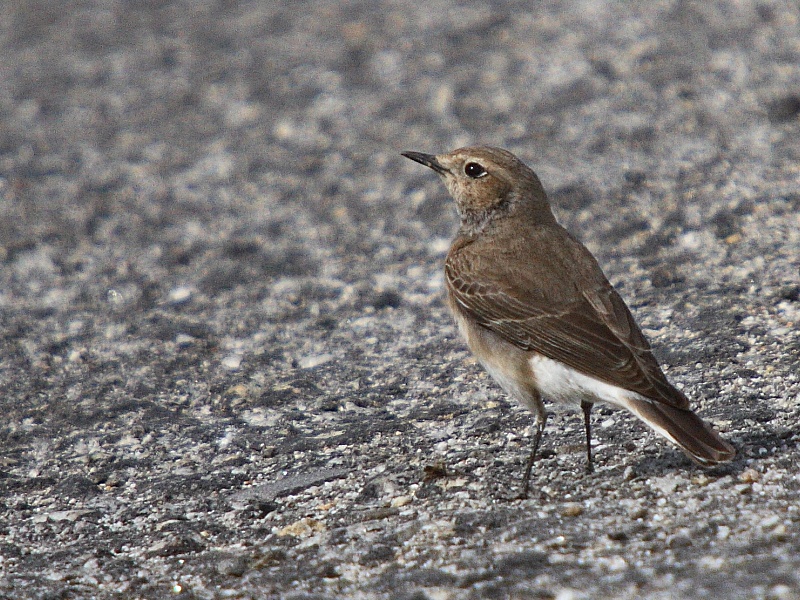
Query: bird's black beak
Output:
[[401, 151, 448, 175]]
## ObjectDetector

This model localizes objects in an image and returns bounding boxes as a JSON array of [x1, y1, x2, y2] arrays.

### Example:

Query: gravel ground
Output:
[[1, 1, 799, 598]]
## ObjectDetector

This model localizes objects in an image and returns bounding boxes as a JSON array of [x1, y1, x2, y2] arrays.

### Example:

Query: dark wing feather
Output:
[[445, 231, 689, 409]]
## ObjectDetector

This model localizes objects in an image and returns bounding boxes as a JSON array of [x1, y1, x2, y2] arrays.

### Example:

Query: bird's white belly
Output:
[[528, 354, 635, 409]]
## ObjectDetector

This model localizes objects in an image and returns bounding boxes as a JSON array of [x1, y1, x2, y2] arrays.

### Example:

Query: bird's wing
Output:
[[445, 233, 690, 409]]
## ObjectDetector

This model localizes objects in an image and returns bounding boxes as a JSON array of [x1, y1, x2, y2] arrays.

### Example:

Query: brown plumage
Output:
[[402, 146, 735, 494]]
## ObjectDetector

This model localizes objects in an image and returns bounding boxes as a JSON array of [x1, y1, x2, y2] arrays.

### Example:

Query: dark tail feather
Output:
[[624, 398, 736, 465]]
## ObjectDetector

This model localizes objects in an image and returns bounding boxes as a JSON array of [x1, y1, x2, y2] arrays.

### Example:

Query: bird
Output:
[[401, 145, 736, 497]]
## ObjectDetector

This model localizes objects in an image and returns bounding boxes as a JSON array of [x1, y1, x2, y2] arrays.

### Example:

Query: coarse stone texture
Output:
[[1, 1, 799, 599]]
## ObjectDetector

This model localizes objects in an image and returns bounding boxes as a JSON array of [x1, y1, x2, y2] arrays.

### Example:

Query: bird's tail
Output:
[[623, 398, 736, 465]]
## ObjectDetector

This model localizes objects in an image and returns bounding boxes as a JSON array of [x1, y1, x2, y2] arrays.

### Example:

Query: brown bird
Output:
[[402, 146, 735, 496]]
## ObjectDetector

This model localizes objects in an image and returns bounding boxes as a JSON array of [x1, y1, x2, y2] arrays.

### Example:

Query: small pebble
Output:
[[221, 354, 242, 370], [175, 334, 196, 348], [629, 507, 647, 520], [769, 584, 793, 600], [699, 555, 725, 570], [761, 515, 780, 528], [771, 524, 787, 541], [168, 286, 193, 304], [217, 556, 249, 577], [739, 468, 760, 483], [667, 533, 692, 548], [298, 353, 332, 369], [390, 495, 413, 508], [277, 518, 325, 537]]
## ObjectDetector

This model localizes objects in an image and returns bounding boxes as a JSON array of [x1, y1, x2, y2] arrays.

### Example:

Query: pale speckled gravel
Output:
[[1, 1, 800, 599]]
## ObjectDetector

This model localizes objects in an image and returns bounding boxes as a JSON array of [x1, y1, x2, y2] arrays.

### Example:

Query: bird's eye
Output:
[[464, 162, 487, 178]]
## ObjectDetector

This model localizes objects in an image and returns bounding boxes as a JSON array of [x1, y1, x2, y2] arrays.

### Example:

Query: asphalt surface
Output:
[[1, 1, 799, 599]]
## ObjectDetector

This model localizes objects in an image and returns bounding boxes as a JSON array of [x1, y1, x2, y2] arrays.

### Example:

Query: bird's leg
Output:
[[581, 400, 594, 473], [520, 413, 547, 499]]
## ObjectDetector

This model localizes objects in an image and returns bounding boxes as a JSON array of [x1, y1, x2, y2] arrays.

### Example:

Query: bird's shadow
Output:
[[628, 425, 785, 480]]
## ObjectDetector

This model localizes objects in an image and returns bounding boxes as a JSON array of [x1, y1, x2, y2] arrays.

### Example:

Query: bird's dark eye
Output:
[[464, 162, 487, 178]]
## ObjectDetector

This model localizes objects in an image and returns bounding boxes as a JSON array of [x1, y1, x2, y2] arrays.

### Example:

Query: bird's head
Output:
[[402, 146, 553, 233]]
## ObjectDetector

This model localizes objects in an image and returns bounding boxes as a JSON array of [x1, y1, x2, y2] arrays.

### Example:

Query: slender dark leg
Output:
[[581, 400, 594, 473], [520, 413, 547, 498]]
